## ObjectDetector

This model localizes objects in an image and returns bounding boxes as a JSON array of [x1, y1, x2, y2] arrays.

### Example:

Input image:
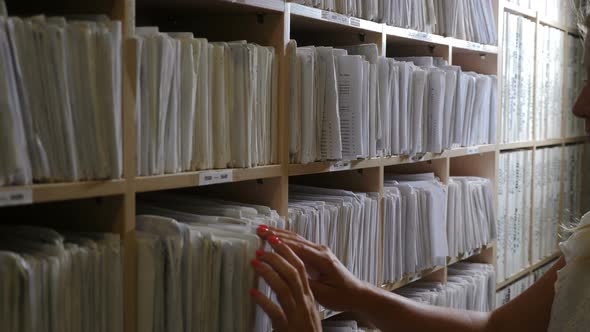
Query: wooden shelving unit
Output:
[[1, 0, 586, 330], [494, 0, 588, 292]]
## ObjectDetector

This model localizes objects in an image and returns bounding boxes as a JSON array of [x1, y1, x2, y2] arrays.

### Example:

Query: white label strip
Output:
[[321, 10, 349, 25], [199, 170, 233, 186], [0, 189, 32, 207], [467, 147, 479, 155], [407, 30, 432, 41], [330, 161, 352, 172]]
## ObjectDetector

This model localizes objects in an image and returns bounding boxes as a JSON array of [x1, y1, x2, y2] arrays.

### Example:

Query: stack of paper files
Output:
[[0, 226, 123, 332], [531, 147, 562, 264], [537, 0, 566, 23], [287, 184, 379, 285], [136, 193, 285, 332], [496, 150, 533, 282], [395, 262, 495, 311], [447, 177, 496, 257], [501, 13, 535, 143], [433, 0, 497, 45], [535, 25, 564, 140], [565, 35, 586, 137], [382, 173, 448, 284], [133, 28, 278, 175], [322, 320, 379, 332], [561, 144, 584, 237], [0, 14, 122, 186], [287, 1, 497, 44], [289, 41, 497, 164]]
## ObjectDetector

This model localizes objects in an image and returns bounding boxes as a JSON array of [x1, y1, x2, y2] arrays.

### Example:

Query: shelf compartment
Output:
[[135, 165, 283, 192], [0, 180, 127, 207]]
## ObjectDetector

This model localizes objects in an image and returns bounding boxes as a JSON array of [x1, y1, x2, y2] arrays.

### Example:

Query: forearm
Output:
[[354, 283, 489, 332]]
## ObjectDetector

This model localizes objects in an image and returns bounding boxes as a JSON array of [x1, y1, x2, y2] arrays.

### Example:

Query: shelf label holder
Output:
[[0, 189, 32, 207], [330, 161, 352, 172], [199, 170, 233, 186]]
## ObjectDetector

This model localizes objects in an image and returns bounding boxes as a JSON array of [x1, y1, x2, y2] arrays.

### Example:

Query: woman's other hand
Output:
[[258, 226, 369, 313], [251, 226, 322, 332]]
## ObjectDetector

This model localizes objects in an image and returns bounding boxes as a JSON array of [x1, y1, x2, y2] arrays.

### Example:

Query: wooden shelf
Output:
[[0, 179, 127, 207], [448, 38, 499, 54], [535, 138, 564, 148], [564, 136, 587, 144], [539, 17, 569, 32], [138, 0, 285, 13], [289, 145, 496, 176], [499, 140, 536, 150], [503, 2, 537, 20], [384, 25, 447, 46], [289, 3, 382, 33], [135, 165, 283, 192], [496, 251, 561, 291]]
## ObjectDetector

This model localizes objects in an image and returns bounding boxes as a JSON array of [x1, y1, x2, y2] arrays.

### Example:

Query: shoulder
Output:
[[547, 212, 590, 332]]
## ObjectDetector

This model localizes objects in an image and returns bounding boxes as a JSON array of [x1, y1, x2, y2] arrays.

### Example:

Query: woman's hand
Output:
[[257, 226, 369, 313], [251, 225, 322, 332]]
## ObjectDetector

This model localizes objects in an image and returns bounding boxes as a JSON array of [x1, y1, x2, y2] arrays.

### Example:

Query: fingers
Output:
[[258, 225, 322, 249], [249, 288, 288, 331], [257, 239, 311, 297], [251, 259, 297, 315], [283, 239, 334, 269]]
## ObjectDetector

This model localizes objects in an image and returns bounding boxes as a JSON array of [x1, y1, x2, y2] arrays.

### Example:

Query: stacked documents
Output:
[[565, 35, 586, 137], [287, 185, 380, 285], [535, 25, 564, 140], [288, 0, 497, 44], [133, 28, 278, 175], [497, 150, 533, 282], [289, 41, 497, 164], [136, 193, 285, 332], [561, 144, 585, 237], [531, 147, 562, 264], [382, 173, 448, 283], [0, 13, 122, 186], [0, 226, 123, 332], [396, 262, 495, 311], [447, 177, 496, 257], [501, 12, 534, 143]]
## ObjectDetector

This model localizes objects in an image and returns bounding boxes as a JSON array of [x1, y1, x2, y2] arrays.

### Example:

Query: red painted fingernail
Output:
[[250, 259, 261, 268], [256, 249, 264, 257], [257, 225, 269, 233], [268, 236, 280, 245], [249, 288, 260, 297]]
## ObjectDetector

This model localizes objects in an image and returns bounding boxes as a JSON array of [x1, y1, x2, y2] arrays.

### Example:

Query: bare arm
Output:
[[354, 257, 564, 332], [262, 227, 564, 332]]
